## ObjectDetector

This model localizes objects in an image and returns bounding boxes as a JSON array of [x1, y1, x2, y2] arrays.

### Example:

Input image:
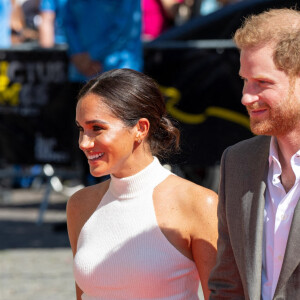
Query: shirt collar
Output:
[[268, 136, 280, 167], [268, 136, 300, 182], [269, 136, 300, 162]]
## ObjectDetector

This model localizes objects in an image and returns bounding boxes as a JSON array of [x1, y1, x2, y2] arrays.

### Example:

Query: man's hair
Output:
[[234, 8, 300, 77]]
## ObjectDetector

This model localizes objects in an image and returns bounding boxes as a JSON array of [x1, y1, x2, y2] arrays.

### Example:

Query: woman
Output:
[[67, 68, 218, 300]]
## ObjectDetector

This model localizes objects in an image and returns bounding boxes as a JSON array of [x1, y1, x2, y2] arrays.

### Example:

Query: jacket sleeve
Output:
[[208, 148, 245, 299]]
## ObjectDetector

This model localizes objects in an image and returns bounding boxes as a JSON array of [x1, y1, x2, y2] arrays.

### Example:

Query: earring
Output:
[[136, 134, 142, 144]]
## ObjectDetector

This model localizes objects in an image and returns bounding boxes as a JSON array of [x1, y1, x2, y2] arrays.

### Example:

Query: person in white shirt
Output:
[[208, 8, 300, 299], [67, 68, 218, 300]]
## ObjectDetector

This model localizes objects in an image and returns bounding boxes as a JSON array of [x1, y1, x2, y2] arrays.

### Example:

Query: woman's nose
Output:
[[79, 134, 94, 150]]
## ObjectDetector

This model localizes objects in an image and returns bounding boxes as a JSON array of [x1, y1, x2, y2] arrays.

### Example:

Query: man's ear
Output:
[[135, 118, 150, 143]]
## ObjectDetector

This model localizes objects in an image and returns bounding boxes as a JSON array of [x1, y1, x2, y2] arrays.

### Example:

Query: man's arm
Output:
[[39, 11, 55, 48], [208, 149, 245, 299]]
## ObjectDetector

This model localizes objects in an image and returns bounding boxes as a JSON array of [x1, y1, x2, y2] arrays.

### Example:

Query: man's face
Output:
[[239, 44, 300, 137]]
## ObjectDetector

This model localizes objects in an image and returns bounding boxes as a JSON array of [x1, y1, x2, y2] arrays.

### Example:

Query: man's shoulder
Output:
[[222, 135, 271, 166], [220, 136, 270, 185], [228, 135, 271, 153]]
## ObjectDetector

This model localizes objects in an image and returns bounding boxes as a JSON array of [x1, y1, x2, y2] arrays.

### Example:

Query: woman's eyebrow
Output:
[[75, 119, 108, 125], [85, 119, 108, 125]]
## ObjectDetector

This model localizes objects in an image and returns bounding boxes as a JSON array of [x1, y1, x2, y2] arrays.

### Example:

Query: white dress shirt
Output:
[[262, 137, 300, 299]]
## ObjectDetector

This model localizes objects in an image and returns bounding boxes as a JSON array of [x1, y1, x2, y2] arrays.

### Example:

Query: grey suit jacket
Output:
[[208, 135, 300, 300]]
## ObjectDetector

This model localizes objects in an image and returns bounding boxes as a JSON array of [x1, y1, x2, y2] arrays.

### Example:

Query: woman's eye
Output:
[[93, 126, 103, 131]]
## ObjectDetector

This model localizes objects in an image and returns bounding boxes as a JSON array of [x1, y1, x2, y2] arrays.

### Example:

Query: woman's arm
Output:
[[66, 180, 110, 300], [190, 186, 218, 300], [66, 191, 84, 300]]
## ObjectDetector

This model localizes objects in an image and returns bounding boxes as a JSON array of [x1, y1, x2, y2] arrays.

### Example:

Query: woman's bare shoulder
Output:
[[166, 175, 218, 246], [162, 174, 217, 207], [67, 179, 111, 219], [67, 178, 111, 253]]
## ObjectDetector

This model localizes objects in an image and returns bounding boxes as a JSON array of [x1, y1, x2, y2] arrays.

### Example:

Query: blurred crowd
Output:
[[1, 0, 245, 83], [1, 0, 243, 48]]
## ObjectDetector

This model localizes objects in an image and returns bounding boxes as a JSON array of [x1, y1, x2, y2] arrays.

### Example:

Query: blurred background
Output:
[[0, 0, 299, 299]]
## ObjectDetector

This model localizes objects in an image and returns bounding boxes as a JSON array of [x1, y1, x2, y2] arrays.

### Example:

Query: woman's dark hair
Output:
[[77, 68, 180, 159]]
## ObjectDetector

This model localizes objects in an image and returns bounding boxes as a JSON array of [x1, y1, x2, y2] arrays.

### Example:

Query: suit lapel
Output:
[[274, 196, 300, 296], [237, 136, 270, 298], [241, 160, 268, 298]]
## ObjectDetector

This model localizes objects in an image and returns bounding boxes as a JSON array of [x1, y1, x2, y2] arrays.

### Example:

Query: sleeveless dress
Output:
[[74, 157, 200, 299]]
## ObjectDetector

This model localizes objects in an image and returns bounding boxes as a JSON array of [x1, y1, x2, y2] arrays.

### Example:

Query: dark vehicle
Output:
[[144, 0, 299, 191]]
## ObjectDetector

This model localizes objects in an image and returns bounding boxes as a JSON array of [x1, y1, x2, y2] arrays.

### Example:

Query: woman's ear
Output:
[[135, 118, 150, 143]]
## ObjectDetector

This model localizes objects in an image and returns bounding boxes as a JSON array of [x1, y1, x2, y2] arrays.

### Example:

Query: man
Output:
[[62, 0, 143, 82], [208, 8, 300, 299]]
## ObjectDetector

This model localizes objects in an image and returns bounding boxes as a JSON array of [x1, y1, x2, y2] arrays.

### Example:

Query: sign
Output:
[[0, 47, 80, 165]]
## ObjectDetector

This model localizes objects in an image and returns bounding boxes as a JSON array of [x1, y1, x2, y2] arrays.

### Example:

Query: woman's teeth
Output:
[[87, 153, 104, 160]]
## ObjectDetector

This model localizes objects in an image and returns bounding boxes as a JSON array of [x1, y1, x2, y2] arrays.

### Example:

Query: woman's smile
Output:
[[86, 152, 105, 164]]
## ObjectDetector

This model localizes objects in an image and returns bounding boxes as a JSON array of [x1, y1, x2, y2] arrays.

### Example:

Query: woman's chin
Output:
[[89, 167, 108, 178]]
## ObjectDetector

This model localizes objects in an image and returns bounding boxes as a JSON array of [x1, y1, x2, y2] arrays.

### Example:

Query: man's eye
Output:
[[258, 80, 269, 85]]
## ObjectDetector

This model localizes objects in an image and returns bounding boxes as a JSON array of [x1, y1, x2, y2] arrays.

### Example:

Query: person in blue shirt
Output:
[[0, 0, 12, 48], [39, 0, 67, 47], [63, 0, 143, 82]]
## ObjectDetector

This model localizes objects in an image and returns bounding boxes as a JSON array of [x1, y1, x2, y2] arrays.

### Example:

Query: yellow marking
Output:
[[0, 61, 10, 92], [160, 86, 250, 129], [0, 83, 21, 106], [0, 61, 21, 106]]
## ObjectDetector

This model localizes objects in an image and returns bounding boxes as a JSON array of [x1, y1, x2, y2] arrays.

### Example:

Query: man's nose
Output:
[[241, 83, 259, 106]]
